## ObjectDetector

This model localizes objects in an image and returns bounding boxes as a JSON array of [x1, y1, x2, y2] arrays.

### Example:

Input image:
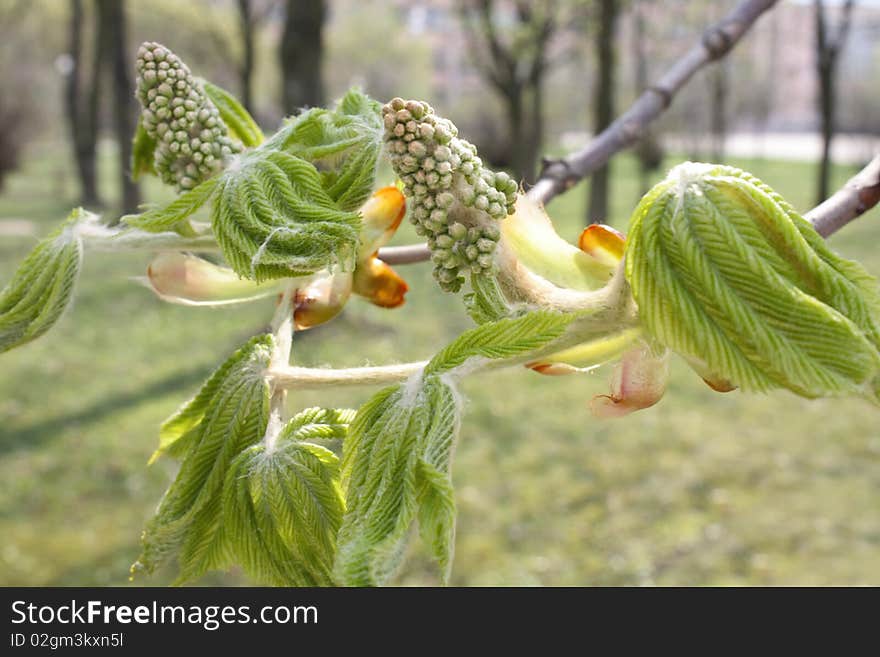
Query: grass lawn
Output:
[[1, 140, 878, 586]]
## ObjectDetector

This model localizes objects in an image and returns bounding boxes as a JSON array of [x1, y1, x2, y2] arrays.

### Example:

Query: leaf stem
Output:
[[77, 219, 221, 252], [268, 361, 429, 389], [264, 285, 296, 452]]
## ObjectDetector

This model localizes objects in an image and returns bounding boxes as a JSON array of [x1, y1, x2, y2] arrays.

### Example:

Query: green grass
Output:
[[1, 141, 879, 586]]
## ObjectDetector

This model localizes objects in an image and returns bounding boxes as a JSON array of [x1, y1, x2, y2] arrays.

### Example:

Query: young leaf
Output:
[[131, 117, 157, 181], [335, 376, 459, 586], [281, 89, 383, 213], [426, 309, 580, 374], [210, 150, 362, 281], [0, 208, 86, 354], [134, 334, 273, 582], [202, 80, 264, 148], [123, 176, 219, 234], [625, 163, 880, 399], [221, 438, 345, 586], [280, 407, 357, 442]]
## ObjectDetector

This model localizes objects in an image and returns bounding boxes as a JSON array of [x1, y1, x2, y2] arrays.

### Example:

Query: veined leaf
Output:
[[202, 80, 264, 148], [464, 272, 515, 324], [134, 334, 273, 581], [335, 376, 460, 586], [336, 308, 585, 585], [280, 407, 357, 442], [222, 437, 345, 586], [131, 117, 157, 181], [210, 149, 361, 282], [625, 162, 880, 400], [281, 89, 383, 213], [123, 177, 219, 234], [123, 88, 382, 282], [426, 309, 580, 375], [0, 208, 86, 354]]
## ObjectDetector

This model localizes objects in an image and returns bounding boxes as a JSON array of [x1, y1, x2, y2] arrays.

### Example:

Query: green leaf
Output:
[[464, 272, 515, 324], [625, 162, 880, 399], [335, 376, 460, 586], [221, 438, 344, 586], [335, 309, 581, 585], [123, 88, 382, 282], [415, 381, 460, 584], [280, 407, 357, 442], [131, 117, 157, 181], [123, 177, 219, 234], [0, 208, 86, 354], [202, 80, 264, 148], [426, 309, 579, 375], [209, 150, 361, 281], [281, 89, 383, 213], [133, 334, 273, 582], [151, 337, 268, 464]]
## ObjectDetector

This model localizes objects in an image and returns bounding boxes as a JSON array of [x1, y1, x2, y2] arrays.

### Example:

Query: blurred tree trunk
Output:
[[66, 0, 101, 208], [281, 0, 326, 114], [630, 0, 663, 197], [458, 0, 556, 185], [237, 0, 255, 113], [708, 60, 728, 162], [96, 0, 140, 214], [586, 0, 619, 224], [814, 0, 854, 204]]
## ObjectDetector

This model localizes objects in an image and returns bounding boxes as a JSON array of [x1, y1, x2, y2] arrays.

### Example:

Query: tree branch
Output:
[[378, 0, 779, 265], [806, 154, 880, 238], [529, 0, 779, 206]]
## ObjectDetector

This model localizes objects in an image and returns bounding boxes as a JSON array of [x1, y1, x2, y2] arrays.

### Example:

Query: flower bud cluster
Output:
[[382, 98, 517, 292], [135, 42, 241, 191]]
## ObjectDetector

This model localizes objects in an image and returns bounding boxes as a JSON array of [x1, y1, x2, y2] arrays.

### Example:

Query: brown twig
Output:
[[379, 0, 779, 265], [528, 0, 778, 206], [806, 154, 880, 238]]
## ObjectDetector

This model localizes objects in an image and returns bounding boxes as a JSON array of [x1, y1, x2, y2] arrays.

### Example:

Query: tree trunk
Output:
[[237, 0, 255, 113], [632, 0, 650, 196], [280, 0, 326, 115], [65, 0, 100, 207], [587, 0, 619, 224], [506, 87, 530, 184], [817, 56, 834, 203], [525, 79, 543, 186], [97, 0, 140, 214], [709, 60, 728, 162], [814, 0, 854, 204]]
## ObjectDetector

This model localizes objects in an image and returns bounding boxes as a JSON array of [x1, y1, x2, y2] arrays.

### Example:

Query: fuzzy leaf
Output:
[[123, 177, 219, 234], [281, 89, 383, 213], [134, 335, 273, 582], [131, 117, 157, 181], [335, 376, 459, 586], [336, 309, 577, 585], [426, 309, 579, 374], [0, 208, 85, 354], [202, 80, 264, 148], [625, 163, 880, 399], [124, 88, 382, 282], [222, 437, 345, 586], [210, 149, 361, 282]]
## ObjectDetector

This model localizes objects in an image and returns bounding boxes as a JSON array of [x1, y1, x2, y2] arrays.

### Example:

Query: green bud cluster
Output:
[[382, 98, 517, 292], [135, 42, 241, 191]]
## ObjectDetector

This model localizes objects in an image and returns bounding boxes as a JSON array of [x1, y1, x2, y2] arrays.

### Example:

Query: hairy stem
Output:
[[264, 286, 296, 452], [269, 361, 429, 389]]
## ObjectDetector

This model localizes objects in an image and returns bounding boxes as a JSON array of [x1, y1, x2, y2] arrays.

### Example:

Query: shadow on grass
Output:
[[0, 365, 214, 455]]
